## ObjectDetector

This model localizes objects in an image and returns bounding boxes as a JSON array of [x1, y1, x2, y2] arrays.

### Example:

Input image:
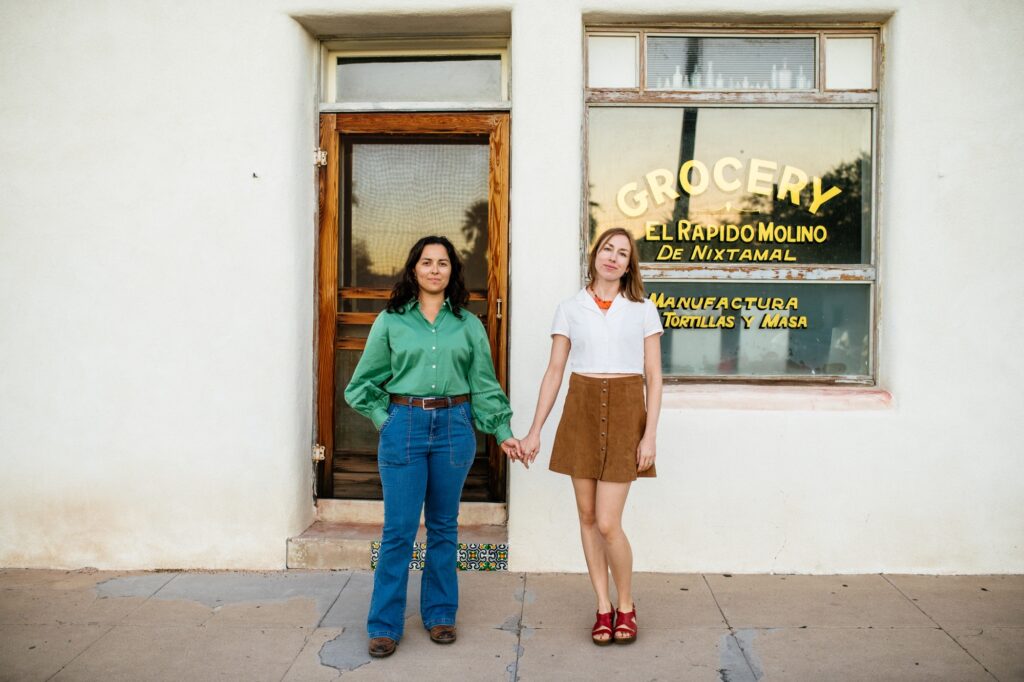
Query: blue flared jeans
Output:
[[367, 400, 476, 641]]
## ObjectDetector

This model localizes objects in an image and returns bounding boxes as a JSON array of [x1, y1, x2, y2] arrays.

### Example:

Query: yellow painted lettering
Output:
[[747, 158, 778, 197], [809, 177, 842, 214], [645, 168, 680, 207], [713, 156, 743, 192], [776, 165, 809, 206], [677, 220, 692, 240], [679, 160, 709, 195], [617, 182, 648, 218], [656, 244, 676, 261], [645, 222, 664, 241]]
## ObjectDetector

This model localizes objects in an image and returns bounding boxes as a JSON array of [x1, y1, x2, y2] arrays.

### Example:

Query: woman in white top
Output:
[[520, 227, 664, 645]]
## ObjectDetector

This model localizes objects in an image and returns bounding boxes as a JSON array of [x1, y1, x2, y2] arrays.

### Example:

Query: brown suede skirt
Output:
[[549, 373, 655, 482]]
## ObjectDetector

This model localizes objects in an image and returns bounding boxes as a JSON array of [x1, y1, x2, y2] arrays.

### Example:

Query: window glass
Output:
[[588, 35, 639, 88], [341, 138, 490, 292], [335, 56, 502, 102], [647, 36, 815, 90], [588, 107, 872, 264], [825, 37, 874, 90], [647, 281, 871, 377]]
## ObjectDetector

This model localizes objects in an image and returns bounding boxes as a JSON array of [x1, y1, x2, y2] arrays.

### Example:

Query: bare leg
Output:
[[571, 477, 613, 641], [594, 480, 634, 638]]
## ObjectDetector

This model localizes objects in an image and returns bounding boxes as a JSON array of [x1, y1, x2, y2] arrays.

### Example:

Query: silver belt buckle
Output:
[[421, 396, 445, 411]]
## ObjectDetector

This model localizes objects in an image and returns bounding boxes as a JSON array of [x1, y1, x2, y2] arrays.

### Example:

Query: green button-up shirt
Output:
[[344, 299, 513, 443]]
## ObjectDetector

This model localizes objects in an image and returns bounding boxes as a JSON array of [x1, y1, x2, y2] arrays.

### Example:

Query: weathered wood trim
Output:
[[316, 113, 339, 497], [639, 263, 876, 281], [337, 312, 378, 326], [335, 112, 504, 135], [336, 337, 367, 351], [320, 101, 511, 113], [586, 24, 885, 34], [586, 90, 878, 105], [487, 112, 511, 501], [662, 374, 874, 386], [339, 287, 487, 301]]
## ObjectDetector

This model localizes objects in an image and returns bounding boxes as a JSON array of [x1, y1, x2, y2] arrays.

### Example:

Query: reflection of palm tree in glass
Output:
[[588, 188, 601, 243], [351, 239, 395, 289], [739, 153, 870, 264], [460, 199, 489, 291]]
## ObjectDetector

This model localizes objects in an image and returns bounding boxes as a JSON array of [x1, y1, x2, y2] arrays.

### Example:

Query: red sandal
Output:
[[614, 606, 638, 644], [591, 610, 614, 646]]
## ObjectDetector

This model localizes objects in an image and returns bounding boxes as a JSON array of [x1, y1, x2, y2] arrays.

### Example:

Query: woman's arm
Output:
[[343, 315, 393, 429], [465, 317, 516, 445], [637, 332, 662, 472], [521, 335, 571, 465]]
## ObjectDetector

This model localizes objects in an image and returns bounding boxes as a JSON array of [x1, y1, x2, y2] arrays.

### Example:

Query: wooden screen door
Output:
[[316, 112, 510, 502]]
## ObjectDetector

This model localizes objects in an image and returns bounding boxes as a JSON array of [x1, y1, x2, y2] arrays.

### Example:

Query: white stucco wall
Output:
[[507, 0, 1024, 574], [0, 1, 320, 568], [1, 0, 1021, 572]]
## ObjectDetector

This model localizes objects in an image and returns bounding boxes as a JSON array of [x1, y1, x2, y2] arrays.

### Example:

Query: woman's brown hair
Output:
[[587, 227, 645, 302]]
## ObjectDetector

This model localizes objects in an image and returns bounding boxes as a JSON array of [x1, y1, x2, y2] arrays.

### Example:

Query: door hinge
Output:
[[312, 444, 326, 462], [496, 298, 503, 320], [314, 148, 328, 167]]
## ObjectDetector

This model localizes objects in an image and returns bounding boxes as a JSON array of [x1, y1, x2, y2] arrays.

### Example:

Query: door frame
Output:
[[316, 112, 511, 500]]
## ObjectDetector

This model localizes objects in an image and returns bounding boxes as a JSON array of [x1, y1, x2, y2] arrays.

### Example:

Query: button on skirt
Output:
[[549, 373, 656, 482]]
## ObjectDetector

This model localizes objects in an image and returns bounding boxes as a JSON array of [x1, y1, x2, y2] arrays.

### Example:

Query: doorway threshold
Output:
[[287, 500, 507, 570]]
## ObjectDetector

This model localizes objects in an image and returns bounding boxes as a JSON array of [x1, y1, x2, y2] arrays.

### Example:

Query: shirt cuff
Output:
[[493, 423, 514, 444], [371, 407, 390, 431]]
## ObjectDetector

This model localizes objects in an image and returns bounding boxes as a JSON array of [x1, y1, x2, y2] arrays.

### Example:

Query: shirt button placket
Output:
[[431, 327, 437, 391]]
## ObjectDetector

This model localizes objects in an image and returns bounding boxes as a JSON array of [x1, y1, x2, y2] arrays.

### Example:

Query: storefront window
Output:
[[586, 28, 880, 383]]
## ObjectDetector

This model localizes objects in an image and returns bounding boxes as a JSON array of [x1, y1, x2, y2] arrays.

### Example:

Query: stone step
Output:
[[287, 521, 508, 571], [315, 499, 507, 526]]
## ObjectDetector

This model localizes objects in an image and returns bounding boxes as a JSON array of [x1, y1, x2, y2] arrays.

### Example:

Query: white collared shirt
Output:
[[551, 288, 664, 374]]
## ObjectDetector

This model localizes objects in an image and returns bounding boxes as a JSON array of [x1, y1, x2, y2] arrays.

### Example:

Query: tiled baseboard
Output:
[[370, 542, 509, 571]]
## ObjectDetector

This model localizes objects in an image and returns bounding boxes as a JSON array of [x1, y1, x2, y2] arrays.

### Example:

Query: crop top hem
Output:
[[569, 367, 645, 374]]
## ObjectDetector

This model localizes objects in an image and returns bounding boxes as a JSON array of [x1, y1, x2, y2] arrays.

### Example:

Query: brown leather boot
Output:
[[428, 625, 457, 644], [368, 637, 397, 658]]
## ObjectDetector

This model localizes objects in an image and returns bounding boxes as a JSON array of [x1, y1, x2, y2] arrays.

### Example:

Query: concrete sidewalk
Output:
[[0, 569, 1021, 681]]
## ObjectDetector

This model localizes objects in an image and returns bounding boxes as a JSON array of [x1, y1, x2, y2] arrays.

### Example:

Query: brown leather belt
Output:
[[390, 394, 470, 410]]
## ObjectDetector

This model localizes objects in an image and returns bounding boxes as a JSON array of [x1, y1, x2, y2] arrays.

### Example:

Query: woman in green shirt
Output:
[[345, 235, 520, 658]]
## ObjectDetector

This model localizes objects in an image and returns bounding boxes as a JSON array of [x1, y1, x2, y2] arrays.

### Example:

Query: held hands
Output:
[[500, 434, 539, 470], [636, 434, 656, 473], [500, 438, 525, 466], [520, 431, 541, 468]]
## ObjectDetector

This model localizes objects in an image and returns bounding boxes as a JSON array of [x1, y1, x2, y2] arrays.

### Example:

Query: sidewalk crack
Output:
[[315, 571, 353, 629], [506, 572, 526, 682], [881, 575, 1000, 682], [702, 574, 760, 682]]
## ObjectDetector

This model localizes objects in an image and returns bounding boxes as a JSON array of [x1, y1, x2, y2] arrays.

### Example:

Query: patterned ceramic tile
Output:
[[370, 542, 508, 571]]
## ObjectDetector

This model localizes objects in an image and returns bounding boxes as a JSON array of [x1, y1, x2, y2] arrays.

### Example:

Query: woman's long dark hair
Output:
[[386, 235, 470, 318]]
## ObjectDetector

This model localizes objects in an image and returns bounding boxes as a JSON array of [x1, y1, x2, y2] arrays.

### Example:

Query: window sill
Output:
[[661, 383, 893, 411]]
